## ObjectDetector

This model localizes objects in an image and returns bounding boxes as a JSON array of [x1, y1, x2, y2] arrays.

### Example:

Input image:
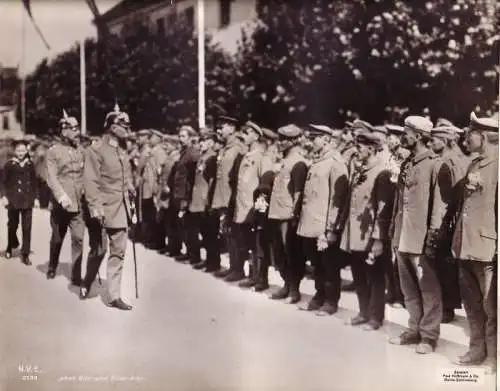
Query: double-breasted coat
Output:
[[339, 156, 394, 252], [189, 150, 217, 213], [211, 136, 246, 211], [451, 152, 498, 261], [45, 142, 85, 213], [84, 137, 134, 229], [268, 148, 308, 221], [233, 147, 274, 224], [2, 157, 37, 210], [391, 149, 446, 254], [297, 150, 348, 238]]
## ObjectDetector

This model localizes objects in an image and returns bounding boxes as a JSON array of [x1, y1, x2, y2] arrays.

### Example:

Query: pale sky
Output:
[[0, 0, 120, 75]]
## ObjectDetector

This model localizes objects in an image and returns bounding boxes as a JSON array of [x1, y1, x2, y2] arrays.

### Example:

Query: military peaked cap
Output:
[[469, 112, 498, 132], [277, 124, 302, 139], [404, 116, 433, 134]]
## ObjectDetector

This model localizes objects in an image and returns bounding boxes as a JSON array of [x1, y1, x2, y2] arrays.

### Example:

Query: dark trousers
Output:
[[436, 254, 462, 312], [204, 210, 222, 269], [396, 251, 442, 341], [48, 207, 85, 281], [141, 198, 157, 247], [270, 219, 305, 292], [255, 224, 273, 285], [349, 250, 387, 324], [302, 238, 342, 304], [185, 211, 218, 265], [385, 250, 404, 304], [165, 203, 185, 256], [7, 208, 32, 256], [458, 259, 497, 359], [155, 207, 167, 249], [231, 223, 254, 275]]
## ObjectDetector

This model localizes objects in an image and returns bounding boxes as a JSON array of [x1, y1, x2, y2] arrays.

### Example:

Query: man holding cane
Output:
[[79, 105, 135, 310]]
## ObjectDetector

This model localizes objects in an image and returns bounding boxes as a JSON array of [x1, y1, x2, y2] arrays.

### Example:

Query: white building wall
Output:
[[104, 0, 258, 54]]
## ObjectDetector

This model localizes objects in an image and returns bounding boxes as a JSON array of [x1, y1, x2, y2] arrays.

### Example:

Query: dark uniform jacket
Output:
[[172, 146, 200, 206], [2, 156, 37, 210]]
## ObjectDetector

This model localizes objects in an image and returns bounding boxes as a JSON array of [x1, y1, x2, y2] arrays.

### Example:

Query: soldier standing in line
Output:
[[296, 124, 349, 314], [45, 111, 85, 284], [250, 127, 279, 291], [230, 121, 275, 285], [388, 116, 446, 354], [339, 130, 394, 330], [186, 131, 218, 270], [383, 124, 408, 309], [170, 125, 200, 263], [211, 116, 247, 278], [451, 112, 497, 374], [158, 135, 181, 256], [429, 124, 469, 323], [267, 124, 308, 304], [148, 129, 168, 250], [135, 129, 152, 245], [80, 106, 135, 310]]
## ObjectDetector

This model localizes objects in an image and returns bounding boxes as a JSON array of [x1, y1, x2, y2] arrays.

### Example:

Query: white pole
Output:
[[80, 39, 87, 135], [197, 0, 205, 130], [21, 8, 26, 134]]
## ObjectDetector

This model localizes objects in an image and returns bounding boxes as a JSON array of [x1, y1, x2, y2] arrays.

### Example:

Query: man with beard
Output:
[[388, 116, 446, 354], [297, 124, 349, 314], [268, 124, 308, 304], [451, 112, 498, 374], [211, 116, 247, 277], [429, 124, 470, 323], [340, 129, 394, 330], [79, 106, 135, 310], [45, 110, 85, 284], [187, 131, 218, 271], [230, 121, 275, 285], [171, 125, 200, 263]]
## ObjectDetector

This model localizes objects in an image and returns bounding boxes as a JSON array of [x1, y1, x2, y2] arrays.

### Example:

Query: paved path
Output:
[[0, 207, 495, 391]]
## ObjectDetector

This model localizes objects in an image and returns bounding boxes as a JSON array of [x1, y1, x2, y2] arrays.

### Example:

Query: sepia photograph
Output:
[[0, 0, 499, 390]]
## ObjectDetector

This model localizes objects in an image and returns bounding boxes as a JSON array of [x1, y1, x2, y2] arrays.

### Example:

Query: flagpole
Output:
[[21, 6, 27, 134], [80, 39, 87, 135], [197, 0, 205, 130]]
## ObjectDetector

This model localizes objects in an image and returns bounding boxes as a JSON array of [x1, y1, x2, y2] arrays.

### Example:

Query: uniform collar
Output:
[[411, 149, 434, 164], [108, 138, 119, 148], [11, 156, 30, 165], [474, 151, 497, 168]]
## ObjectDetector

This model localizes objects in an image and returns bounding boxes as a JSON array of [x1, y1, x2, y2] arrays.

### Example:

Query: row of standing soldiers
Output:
[[0, 107, 497, 372], [131, 112, 497, 373]]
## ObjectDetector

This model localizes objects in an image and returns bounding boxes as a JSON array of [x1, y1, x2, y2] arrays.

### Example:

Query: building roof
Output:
[[98, 0, 168, 23]]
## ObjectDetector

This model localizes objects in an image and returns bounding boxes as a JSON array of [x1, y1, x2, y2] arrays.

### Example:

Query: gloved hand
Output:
[[1, 197, 8, 207], [58, 193, 72, 210], [34, 199, 40, 209], [370, 239, 384, 258], [317, 234, 329, 252], [90, 208, 105, 225]]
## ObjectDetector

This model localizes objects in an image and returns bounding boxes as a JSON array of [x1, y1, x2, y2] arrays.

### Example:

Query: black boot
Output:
[[271, 284, 289, 300]]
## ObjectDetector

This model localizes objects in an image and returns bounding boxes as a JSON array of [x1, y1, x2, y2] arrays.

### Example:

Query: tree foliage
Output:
[[211, 0, 499, 128]]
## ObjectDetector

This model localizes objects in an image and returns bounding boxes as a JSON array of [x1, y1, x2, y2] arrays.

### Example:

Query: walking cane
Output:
[[130, 199, 139, 299]]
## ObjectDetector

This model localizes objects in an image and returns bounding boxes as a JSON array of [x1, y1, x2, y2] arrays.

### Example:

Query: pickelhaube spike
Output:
[[114, 102, 120, 113], [63, 109, 69, 119]]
